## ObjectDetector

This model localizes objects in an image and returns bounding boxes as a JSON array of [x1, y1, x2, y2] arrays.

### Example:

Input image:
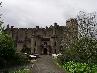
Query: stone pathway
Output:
[[31, 55, 66, 73]]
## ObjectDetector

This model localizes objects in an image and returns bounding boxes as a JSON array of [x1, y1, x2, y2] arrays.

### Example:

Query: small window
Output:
[[34, 48, 36, 53], [35, 41, 36, 46], [54, 42, 56, 46]]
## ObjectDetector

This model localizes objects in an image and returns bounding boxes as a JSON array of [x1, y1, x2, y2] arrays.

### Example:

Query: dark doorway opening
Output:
[[34, 48, 36, 54], [43, 48, 47, 55]]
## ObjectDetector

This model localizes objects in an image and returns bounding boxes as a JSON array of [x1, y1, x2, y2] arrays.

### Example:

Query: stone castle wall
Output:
[[5, 18, 78, 54]]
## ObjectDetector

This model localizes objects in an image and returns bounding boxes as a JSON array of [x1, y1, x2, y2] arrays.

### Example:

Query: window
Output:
[[35, 41, 36, 46], [44, 42, 47, 45], [34, 48, 36, 53], [54, 42, 56, 46]]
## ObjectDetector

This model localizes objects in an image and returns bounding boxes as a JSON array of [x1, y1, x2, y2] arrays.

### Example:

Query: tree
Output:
[[0, 2, 29, 68], [0, 2, 15, 58], [0, 33, 16, 59], [77, 11, 97, 38], [58, 11, 97, 64], [0, 2, 4, 32], [0, 2, 15, 67]]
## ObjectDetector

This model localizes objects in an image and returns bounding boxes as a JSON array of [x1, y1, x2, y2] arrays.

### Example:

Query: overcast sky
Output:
[[0, 0, 97, 28]]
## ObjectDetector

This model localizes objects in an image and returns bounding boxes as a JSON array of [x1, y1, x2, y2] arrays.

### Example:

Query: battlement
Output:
[[66, 18, 77, 23], [7, 22, 65, 30]]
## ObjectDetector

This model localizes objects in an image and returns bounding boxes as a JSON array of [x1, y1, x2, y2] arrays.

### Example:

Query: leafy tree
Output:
[[0, 2, 4, 32], [0, 33, 16, 60], [0, 2, 29, 68], [58, 11, 97, 65], [77, 11, 97, 38], [0, 2, 15, 59], [63, 37, 97, 63]]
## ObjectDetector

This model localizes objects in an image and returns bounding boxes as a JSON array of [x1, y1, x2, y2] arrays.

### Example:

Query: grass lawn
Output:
[[9, 67, 31, 73]]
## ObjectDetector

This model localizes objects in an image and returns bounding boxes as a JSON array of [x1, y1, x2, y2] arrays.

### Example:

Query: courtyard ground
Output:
[[31, 55, 66, 73]]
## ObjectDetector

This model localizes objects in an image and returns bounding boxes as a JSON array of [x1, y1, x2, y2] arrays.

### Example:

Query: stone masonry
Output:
[[5, 18, 78, 55]]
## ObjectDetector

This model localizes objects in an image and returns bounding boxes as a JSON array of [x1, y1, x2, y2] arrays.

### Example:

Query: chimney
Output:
[[54, 22, 57, 26], [7, 24, 9, 29], [46, 26, 48, 29], [11, 26, 14, 29], [36, 26, 39, 29]]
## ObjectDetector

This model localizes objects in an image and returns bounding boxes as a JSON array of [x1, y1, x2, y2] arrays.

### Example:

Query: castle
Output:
[[5, 18, 78, 55]]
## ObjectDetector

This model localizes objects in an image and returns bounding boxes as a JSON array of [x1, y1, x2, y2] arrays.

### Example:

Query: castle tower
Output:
[[66, 18, 78, 44]]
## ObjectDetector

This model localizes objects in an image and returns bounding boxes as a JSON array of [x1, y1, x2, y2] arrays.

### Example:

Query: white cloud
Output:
[[0, 0, 97, 28]]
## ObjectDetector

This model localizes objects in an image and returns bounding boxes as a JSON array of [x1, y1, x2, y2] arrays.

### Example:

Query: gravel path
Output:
[[31, 55, 66, 73]]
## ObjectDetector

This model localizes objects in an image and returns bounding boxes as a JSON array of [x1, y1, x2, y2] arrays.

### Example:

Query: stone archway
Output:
[[40, 38, 51, 55], [41, 41, 48, 55]]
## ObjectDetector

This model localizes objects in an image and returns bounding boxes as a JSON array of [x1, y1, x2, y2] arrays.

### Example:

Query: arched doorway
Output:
[[43, 48, 47, 54], [41, 38, 51, 55], [42, 42, 48, 55]]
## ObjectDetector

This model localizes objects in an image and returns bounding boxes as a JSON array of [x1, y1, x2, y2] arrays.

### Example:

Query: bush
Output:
[[0, 32, 16, 68], [0, 32, 29, 68], [0, 33, 16, 60], [59, 37, 97, 64], [63, 61, 97, 73], [14, 53, 29, 65]]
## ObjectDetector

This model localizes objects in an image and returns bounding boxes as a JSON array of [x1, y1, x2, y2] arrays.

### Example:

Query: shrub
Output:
[[0, 33, 16, 68], [0, 32, 29, 68], [14, 53, 29, 65], [63, 61, 97, 73], [59, 37, 97, 64], [0, 33, 16, 59]]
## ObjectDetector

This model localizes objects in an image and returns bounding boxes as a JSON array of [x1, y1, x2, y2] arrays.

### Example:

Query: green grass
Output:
[[9, 68, 31, 73]]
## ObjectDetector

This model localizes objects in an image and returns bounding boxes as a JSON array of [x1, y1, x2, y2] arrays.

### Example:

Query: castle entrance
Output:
[[43, 42, 48, 55], [41, 38, 51, 55]]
